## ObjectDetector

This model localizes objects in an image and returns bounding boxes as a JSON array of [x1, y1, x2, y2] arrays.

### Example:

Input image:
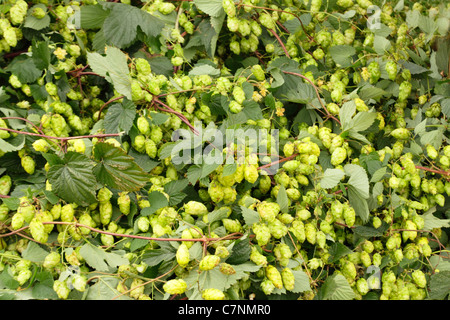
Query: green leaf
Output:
[[47, 152, 97, 206], [101, 3, 165, 48], [80, 4, 110, 29], [79, 244, 128, 272], [204, 207, 229, 225], [226, 237, 252, 265], [373, 35, 391, 55], [194, 0, 224, 17], [242, 100, 264, 120], [148, 112, 170, 126], [327, 242, 353, 263], [350, 111, 378, 133], [320, 273, 355, 300], [188, 64, 220, 77], [344, 164, 370, 199], [0, 135, 25, 153], [291, 270, 311, 293], [370, 167, 387, 183], [103, 99, 136, 134], [339, 100, 356, 130], [93, 142, 150, 192], [5, 56, 42, 84], [185, 262, 261, 299], [21, 242, 49, 263], [0, 268, 20, 290], [353, 223, 389, 238], [347, 185, 370, 223], [24, 5, 50, 30], [87, 46, 132, 100], [198, 18, 221, 57], [357, 85, 386, 101], [142, 243, 177, 267], [429, 271, 450, 300], [283, 81, 316, 104], [329, 45, 356, 67], [140, 191, 169, 216], [31, 40, 51, 70], [85, 276, 131, 300], [422, 208, 450, 231], [240, 206, 260, 227], [321, 168, 345, 189], [276, 185, 289, 213]]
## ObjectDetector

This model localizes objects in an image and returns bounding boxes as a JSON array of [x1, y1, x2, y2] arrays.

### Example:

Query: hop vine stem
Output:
[[0, 221, 244, 245]]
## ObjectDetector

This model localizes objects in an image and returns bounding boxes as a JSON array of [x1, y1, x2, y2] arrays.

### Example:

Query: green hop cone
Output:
[[341, 260, 357, 281], [176, 243, 190, 268], [343, 206, 356, 227], [163, 279, 187, 295], [11, 213, 25, 230], [250, 246, 268, 266], [274, 243, 292, 266], [3, 27, 17, 47], [265, 265, 283, 289], [330, 147, 347, 166], [29, 218, 48, 243], [356, 278, 369, 295], [15, 269, 32, 286], [390, 128, 410, 140], [97, 187, 113, 203], [117, 192, 131, 215], [244, 164, 259, 184], [261, 278, 275, 295], [222, 0, 236, 17], [257, 201, 280, 223], [208, 180, 224, 203], [251, 64, 265, 81], [137, 216, 150, 232], [71, 274, 87, 292], [411, 270, 427, 288], [61, 204, 75, 222], [202, 288, 225, 300], [219, 263, 236, 275], [398, 81, 412, 102], [215, 246, 230, 259], [222, 218, 242, 233], [426, 145, 438, 160], [281, 268, 295, 291], [0, 175, 12, 195], [135, 58, 151, 76], [184, 201, 208, 216], [199, 255, 221, 271], [53, 280, 70, 300], [145, 139, 157, 158], [268, 219, 288, 239], [42, 253, 60, 270], [0, 118, 11, 139], [289, 219, 306, 243], [99, 201, 112, 225], [101, 233, 114, 247], [305, 222, 317, 245], [385, 60, 398, 81], [367, 61, 381, 84], [21, 156, 35, 175], [32, 139, 50, 153], [137, 116, 150, 135], [150, 126, 163, 143], [259, 12, 276, 30]]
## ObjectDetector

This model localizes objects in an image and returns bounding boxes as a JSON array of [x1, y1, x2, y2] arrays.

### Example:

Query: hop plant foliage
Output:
[[0, 0, 448, 302]]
